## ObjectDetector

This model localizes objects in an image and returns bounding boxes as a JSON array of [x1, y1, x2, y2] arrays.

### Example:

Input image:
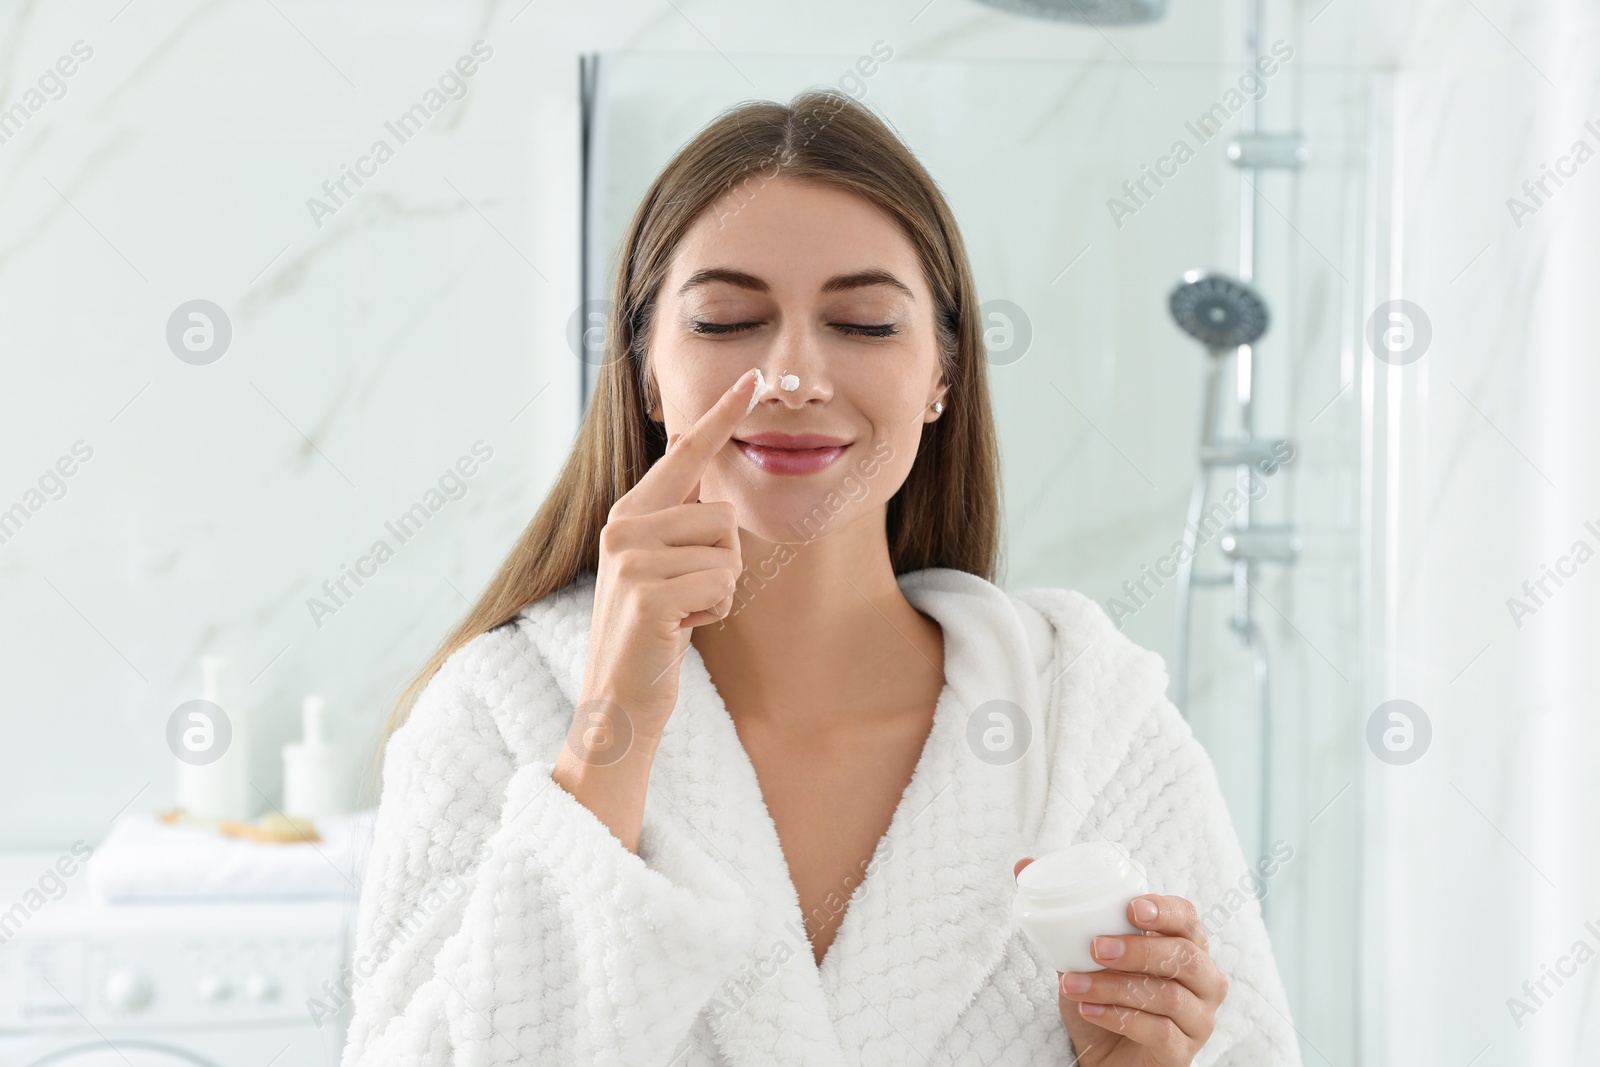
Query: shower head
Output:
[[1168, 269, 1270, 352], [968, 0, 1169, 25]]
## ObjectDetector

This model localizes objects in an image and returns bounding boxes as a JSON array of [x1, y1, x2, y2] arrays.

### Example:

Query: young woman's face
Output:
[[646, 176, 949, 545]]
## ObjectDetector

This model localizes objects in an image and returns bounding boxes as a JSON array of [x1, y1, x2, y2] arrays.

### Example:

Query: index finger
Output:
[[628, 367, 761, 511]]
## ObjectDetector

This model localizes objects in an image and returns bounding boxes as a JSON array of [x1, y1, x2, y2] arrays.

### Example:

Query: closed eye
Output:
[[688, 320, 898, 338], [689, 320, 759, 335]]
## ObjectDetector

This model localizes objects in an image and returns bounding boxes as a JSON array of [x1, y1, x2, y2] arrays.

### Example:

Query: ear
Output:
[[925, 371, 950, 422]]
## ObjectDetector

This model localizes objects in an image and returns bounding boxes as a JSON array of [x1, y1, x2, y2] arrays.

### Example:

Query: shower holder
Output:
[[1198, 438, 1296, 469], [1225, 132, 1307, 171], [1218, 524, 1302, 564]]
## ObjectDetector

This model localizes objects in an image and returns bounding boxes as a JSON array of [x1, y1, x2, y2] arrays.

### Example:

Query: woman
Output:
[[340, 89, 1301, 1066]]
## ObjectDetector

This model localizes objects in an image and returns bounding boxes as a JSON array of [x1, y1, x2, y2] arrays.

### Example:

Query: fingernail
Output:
[[1133, 897, 1158, 924], [1093, 936, 1123, 961], [1079, 1002, 1106, 1017], [1061, 973, 1091, 995]]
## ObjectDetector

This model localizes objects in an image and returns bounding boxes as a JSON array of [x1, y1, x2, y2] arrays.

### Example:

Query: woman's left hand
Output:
[[1014, 858, 1228, 1067]]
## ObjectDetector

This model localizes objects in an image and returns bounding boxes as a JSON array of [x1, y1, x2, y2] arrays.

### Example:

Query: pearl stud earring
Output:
[[931, 400, 945, 416]]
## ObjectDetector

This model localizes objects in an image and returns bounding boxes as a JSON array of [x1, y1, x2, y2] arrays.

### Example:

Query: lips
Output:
[[734, 432, 850, 475]]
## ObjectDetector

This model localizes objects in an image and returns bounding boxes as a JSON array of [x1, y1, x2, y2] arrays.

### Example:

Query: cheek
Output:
[[864, 386, 932, 449], [848, 406, 925, 499], [654, 356, 725, 429], [835, 369, 932, 480], [871, 429, 922, 495]]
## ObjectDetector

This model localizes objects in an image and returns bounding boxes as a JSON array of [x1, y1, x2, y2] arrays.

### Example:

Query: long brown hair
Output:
[[369, 88, 1002, 782]]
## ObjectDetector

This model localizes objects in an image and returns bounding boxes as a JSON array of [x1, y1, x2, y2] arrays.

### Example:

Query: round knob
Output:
[[197, 975, 231, 1002], [102, 969, 153, 1012], [244, 974, 278, 1001]]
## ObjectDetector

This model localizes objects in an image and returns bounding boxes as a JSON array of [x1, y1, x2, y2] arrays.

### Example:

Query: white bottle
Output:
[[283, 695, 349, 821], [174, 656, 254, 820], [1013, 843, 1149, 973]]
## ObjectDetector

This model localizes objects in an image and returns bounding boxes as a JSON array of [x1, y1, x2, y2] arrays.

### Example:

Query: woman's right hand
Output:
[[574, 367, 761, 759]]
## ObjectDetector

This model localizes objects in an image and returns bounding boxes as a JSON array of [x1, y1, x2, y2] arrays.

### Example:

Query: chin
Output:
[[728, 497, 851, 545], [701, 480, 873, 546]]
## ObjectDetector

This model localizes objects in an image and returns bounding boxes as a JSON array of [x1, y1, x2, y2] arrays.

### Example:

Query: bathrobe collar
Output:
[[534, 566, 1133, 1066]]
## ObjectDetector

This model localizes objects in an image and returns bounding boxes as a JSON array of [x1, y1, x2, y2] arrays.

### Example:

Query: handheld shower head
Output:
[[968, 0, 1168, 25], [1168, 269, 1269, 353]]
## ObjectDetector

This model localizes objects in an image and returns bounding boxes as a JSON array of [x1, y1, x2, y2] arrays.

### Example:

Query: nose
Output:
[[755, 328, 830, 406]]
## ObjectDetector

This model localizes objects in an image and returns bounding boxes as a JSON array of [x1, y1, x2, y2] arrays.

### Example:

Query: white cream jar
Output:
[[1013, 843, 1150, 973]]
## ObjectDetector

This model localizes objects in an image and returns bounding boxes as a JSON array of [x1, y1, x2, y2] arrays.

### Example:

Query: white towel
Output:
[[88, 809, 376, 902]]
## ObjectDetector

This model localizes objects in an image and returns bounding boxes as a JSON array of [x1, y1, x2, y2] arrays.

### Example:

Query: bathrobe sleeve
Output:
[[1089, 673, 1305, 1066], [339, 634, 757, 1067]]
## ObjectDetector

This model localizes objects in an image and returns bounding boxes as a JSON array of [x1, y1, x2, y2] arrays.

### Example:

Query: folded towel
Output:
[[88, 809, 376, 902]]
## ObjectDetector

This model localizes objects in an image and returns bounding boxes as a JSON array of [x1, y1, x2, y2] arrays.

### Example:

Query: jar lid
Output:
[[1016, 843, 1144, 906]]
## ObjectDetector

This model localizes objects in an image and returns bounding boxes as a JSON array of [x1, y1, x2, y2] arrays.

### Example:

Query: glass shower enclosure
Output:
[[578, 47, 1396, 1064]]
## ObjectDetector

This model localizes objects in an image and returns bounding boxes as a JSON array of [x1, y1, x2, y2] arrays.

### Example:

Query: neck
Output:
[[691, 511, 944, 729]]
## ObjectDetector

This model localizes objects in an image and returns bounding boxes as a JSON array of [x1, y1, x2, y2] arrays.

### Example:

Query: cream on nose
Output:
[[778, 373, 800, 392]]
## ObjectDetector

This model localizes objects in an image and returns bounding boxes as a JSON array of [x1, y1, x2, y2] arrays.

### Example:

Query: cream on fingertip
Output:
[[745, 368, 766, 415]]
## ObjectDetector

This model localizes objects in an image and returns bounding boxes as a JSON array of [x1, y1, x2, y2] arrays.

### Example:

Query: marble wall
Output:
[[0, 0, 583, 846]]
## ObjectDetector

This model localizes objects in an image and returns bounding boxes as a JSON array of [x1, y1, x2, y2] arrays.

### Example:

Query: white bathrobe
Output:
[[340, 567, 1303, 1066]]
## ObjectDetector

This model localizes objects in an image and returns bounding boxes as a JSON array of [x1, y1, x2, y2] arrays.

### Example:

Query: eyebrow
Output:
[[677, 267, 915, 301]]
